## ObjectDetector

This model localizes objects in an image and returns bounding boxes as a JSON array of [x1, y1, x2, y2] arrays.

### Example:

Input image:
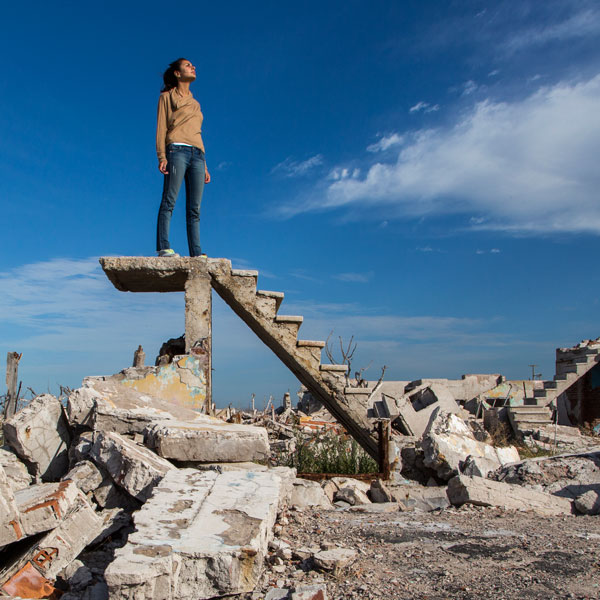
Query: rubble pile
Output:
[[0, 375, 295, 599]]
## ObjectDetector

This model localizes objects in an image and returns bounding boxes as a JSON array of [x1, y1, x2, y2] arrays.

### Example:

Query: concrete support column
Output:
[[184, 268, 212, 412]]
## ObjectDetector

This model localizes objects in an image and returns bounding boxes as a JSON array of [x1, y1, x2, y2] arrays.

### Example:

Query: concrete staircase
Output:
[[207, 260, 379, 459], [507, 341, 600, 435]]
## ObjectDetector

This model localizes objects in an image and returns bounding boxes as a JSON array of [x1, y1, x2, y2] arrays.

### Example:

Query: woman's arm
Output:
[[156, 94, 169, 173]]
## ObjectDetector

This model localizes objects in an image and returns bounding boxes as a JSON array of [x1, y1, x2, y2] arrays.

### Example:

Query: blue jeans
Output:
[[156, 144, 205, 256]]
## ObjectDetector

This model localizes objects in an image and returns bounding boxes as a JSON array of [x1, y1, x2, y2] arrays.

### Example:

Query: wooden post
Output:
[[377, 420, 391, 480], [5, 352, 22, 419]]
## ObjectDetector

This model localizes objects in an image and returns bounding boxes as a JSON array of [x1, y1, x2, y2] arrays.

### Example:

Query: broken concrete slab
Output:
[[3, 394, 71, 481], [68, 379, 209, 435], [447, 475, 573, 516], [61, 460, 104, 495], [104, 468, 283, 599], [389, 484, 450, 512], [290, 479, 333, 509], [0, 464, 21, 549], [143, 416, 269, 463], [422, 409, 519, 481], [395, 384, 462, 438], [0, 447, 32, 492], [14, 480, 81, 537], [90, 431, 175, 502]]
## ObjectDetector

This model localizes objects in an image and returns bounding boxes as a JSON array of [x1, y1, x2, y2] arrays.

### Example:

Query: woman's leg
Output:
[[184, 148, 206, 257], [156, 147, 188, 252]]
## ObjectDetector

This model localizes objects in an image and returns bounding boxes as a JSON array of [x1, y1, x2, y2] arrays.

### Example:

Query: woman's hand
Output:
[[158, 160, 168, 175], [205, 168, 211, 184]]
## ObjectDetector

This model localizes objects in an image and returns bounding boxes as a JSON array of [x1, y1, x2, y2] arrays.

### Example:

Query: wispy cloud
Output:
[[281, 74, 600, 234], [367, 133, 404, 152], [409, 101, 440, 114], [332, 272, 372, 283], [504, 7, 600, 54], [271, 154, 324, 177]]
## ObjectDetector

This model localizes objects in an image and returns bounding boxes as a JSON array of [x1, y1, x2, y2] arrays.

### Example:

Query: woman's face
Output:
[[175, 60, 196, 82]]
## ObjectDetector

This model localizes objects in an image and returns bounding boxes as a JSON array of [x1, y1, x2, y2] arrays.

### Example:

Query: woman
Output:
[[156, 58, 210, 257]]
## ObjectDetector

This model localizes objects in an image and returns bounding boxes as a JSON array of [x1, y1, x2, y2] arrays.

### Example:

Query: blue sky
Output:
[[1, 1, 599, 407]]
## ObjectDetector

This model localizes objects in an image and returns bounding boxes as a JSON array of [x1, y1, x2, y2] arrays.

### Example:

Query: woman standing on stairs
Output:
[[155, 58, 210, 257]]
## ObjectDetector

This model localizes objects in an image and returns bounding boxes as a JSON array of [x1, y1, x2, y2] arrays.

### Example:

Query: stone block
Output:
[[422, 409, 519, 481], [143, 416, 269, 463], [574, 490, 600, 515], [447, 475, 573, 516], [290, 478, 332, 509], [313, 548, 357, 573], [15, 480, 81, 537], [61, 460, 104, 494], [90, 431, 175, 502], [291, 585, 328, 600], [0, 447, 32, 492], [3, 394, 71, 481], [334, 486, 370, 506], [0, 464, 21, 549], [104, 468, 283, 599]]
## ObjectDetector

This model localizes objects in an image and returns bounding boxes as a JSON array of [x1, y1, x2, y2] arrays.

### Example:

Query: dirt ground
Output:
[[253, 504, 600, 600]]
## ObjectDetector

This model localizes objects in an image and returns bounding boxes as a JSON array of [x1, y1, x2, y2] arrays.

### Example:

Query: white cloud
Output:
[[462, 80, 478, 96], [409, 101, 440, 114], [332, 272, 372, 283], [491, 248, 501, 253], [271, 154, 323, 177], [504, 8, 600, 54], [367, 134, 404, 152], [283, 74, 600, 234]]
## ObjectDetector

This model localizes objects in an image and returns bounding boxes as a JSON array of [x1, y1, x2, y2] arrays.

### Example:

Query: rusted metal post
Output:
[[5, 352, 22, 419], [377, 420, 391, 480]]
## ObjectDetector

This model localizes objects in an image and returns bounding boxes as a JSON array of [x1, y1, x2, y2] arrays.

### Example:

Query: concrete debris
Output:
[[105, 468, 283, 599], [422, 409, 520, 481], [90, 430, 175, 502], [0, 447, 32, 492], [266, 584, 328, 600], [395, 384, 463, 438], [144, 416, 269, 463], [369, 478, 395, 503], [0, 464, 20, 549], [15, 480, 81, 537], [3, 394, 71, 481], [313, 547, 357, 573], [67, 379, 207, 435], [346, 502, 400, 513], [61, 460, 104, 494], [334, 486, 370, 506], [390, 483, 451, 512], [290, 478, 333, 509], [490, 450, 600, 500], [574, 490, 600, 515], [447, 475, 573, 516]]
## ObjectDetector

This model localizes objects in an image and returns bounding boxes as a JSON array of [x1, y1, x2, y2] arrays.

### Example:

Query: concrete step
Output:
[[256, 290, 284, 311], [533, 389, 549, 398], [320, 364, 348, 373], [554, 372, 577, 382], [509, 406, 550, 414], [511, 415, 552, 425], [274, 315, 304, 324], [297, 340, 325, 348], [231, 269, 259, 278], [544, 381, 558, 389]]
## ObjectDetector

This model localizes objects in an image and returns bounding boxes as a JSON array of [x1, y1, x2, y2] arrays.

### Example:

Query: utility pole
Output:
[[528, 364, 540, 380]]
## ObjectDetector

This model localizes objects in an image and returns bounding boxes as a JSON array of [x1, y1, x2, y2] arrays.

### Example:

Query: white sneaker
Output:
[[157, 249, 180, 257]]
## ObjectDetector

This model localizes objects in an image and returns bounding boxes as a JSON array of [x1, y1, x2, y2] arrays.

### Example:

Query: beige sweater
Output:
[[156, 88, 205, 162]]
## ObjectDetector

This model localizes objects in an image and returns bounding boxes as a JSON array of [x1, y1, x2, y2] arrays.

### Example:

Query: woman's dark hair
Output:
[[161, 58, 187, 92]]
